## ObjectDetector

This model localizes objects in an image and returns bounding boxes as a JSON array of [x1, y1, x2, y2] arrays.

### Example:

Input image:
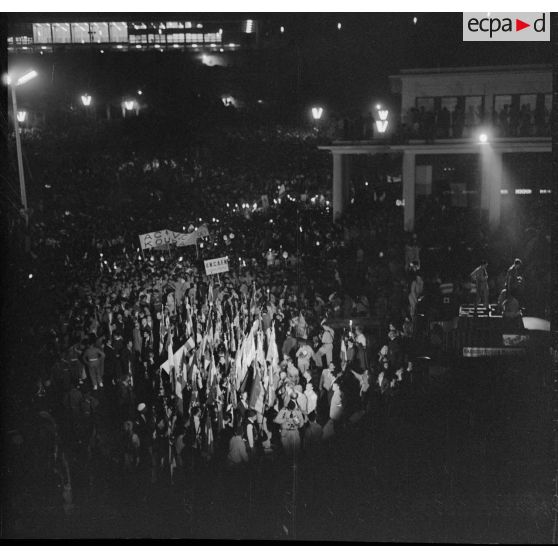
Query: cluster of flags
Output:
[[160, 281, 282, 454]]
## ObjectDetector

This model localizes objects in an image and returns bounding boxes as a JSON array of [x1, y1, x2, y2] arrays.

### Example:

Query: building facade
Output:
[[320, 65, 552, 232], [7, 18, 261, 53]]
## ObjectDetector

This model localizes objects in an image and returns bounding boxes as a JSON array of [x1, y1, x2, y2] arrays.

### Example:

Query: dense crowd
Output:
[[2, 116, 550, 532]]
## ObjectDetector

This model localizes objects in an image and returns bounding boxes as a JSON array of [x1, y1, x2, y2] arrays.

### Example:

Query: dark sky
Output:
[[7, 13, 553, 116]]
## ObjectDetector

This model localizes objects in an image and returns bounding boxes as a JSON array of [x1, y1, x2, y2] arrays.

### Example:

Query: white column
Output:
[[332, 153, 350, 222], [402, 151, 415, 232]]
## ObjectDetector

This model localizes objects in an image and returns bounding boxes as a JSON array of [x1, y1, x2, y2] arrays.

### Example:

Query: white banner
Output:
[[139, 229, 171, 250], [174, 225, 210, 247], [140, 226, 209, 249], [204, 256, 229, 276]]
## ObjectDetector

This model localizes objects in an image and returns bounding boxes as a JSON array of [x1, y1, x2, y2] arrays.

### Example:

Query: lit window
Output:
[[52, 23, 71, 43], [515, 189, 532, 195], [186, 33, 204, 43], [185, 22, 192, 29], [90, 22, 108, 42], [71, 22, 91, 43], [33, 23, 52, 43], [108, 22, 128, 43], [245, 19, 254, 33], [15, 35, 33, 45], [168, 33, 185, 43]]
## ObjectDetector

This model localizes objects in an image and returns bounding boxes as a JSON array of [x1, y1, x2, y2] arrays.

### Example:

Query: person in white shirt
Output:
[[227, 425, 249, 467], [296, 343, 314, 377], [315, 322, 335, 366], [304, 382, 318, 415]]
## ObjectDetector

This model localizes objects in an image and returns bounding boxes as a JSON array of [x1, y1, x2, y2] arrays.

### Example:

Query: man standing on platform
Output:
[[470, 260, 489, 309]]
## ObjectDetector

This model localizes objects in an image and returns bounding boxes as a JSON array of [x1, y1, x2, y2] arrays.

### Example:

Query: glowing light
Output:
[[81, 94, 92, 106], [44, 184, 51, 189], [413, 17, 418, 24], [124, 100, 135, 110], [245, 20, 254, 33], [179, 256, 183, 262], [100, 49, 105, 53], [378, 109, 389, 121], [192, 43, 198, 48], [137, 90, 143, 95], [316, 241, 320, 246], [280, 26, 285, 33], [160, 257, 165, 262], [500, 189, 509, 195], [515, 189, 532, 195], [376, 121, 389, 133], [337, 22, 342, 30], [16, 70, 38, 86], [173, 44, 180, 48], [229, 233, 235, 239], [16, 111, 27, 123], [311, 106, 324, 120], [479, 133, 488, 143], [136, 45, 142, 49], [117, 45, 123, 49], [28, 273, 33, 279]]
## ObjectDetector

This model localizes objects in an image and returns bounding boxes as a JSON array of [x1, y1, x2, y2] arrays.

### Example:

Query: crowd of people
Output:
[[2, 113, 550, 533], [328, 100, 552, 142]]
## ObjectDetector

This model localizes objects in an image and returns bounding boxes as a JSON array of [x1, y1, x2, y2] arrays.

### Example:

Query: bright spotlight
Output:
[[16, 111, 27, 123], [124, 100, 135, 110], [479, 133, 488, 143], [81, 94, 92, 106], [16, 70, 38, 86]]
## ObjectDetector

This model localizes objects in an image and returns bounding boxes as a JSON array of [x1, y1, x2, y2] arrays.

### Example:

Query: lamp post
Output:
[[311, 106, 324, 133], [375, 104, 389, 134], [8, 70, 38, 229]]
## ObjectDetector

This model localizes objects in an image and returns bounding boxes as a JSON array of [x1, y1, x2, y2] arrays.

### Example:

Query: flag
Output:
[[249, 364, 265, 414], [341, 337, 347, 368]]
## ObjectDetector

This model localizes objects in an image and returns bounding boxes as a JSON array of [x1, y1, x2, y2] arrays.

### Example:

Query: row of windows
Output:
[[32, 22, 128, 44], [8, 22, 237, 46], [414, 93, 552, 113], [128, 32, 222, 44]]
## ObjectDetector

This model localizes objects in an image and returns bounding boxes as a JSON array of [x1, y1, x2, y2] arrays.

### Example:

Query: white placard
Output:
[[204, 256, 229, 276]]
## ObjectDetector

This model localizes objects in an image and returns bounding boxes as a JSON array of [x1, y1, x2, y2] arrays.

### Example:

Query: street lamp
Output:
[[375, 105, 389, 134], [81, 94, 92, 107], [311, 106, 324, 121], [8, 69, 38, 229], [16, 110, 27, 123], [479, 133, 488, 143]]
